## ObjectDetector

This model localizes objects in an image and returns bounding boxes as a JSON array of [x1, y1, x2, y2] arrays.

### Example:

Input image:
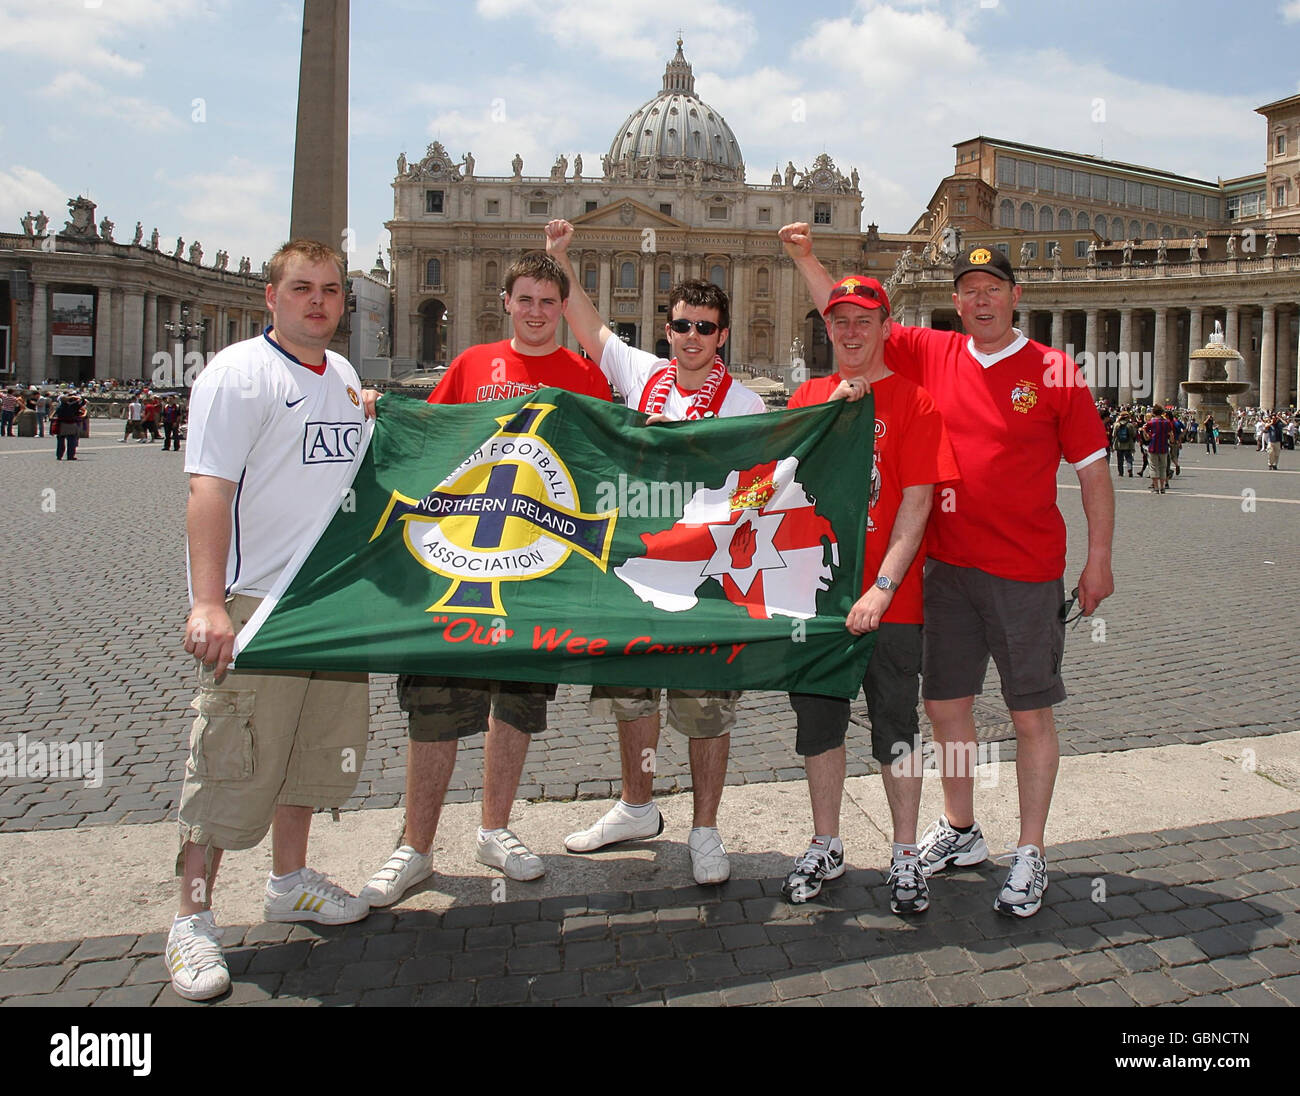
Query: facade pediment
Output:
[[574, 199, 686, 230]]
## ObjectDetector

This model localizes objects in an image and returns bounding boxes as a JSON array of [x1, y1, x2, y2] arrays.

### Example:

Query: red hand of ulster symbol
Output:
[[729, 519, 757, 568]]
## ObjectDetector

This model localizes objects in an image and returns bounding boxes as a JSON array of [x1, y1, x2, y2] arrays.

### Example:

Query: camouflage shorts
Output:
[[398, 675, 556, 742], [588, 685, 741, 739]]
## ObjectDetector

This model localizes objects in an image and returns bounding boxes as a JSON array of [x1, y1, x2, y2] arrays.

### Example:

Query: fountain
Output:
[[1181, 320, 1247, 423]]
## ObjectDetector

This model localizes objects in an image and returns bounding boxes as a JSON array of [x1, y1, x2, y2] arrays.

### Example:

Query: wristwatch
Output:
[[874, 575, 898, 592]]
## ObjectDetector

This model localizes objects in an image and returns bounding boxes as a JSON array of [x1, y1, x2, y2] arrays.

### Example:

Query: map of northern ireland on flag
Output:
[[615, 457, 837, 620]]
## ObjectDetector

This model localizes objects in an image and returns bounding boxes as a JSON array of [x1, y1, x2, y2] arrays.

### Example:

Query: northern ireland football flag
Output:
[[235, 388, 876, 698]]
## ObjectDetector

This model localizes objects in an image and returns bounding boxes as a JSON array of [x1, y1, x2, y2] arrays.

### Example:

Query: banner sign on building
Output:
[[51, 293, 94, 357]]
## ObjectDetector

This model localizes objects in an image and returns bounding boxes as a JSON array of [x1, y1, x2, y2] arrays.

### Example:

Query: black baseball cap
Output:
[[953, 245, 1015, 286]]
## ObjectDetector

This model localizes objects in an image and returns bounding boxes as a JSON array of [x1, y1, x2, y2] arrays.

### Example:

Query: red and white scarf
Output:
[[638, 356, 732, 419]]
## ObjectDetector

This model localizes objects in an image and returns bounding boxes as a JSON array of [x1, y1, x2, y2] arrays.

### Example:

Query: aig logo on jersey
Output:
[[303, 421, 362, 463]]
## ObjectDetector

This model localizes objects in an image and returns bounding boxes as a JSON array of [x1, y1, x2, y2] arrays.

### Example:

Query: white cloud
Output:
[[39, 70, 180, 133], [0, 0, 196, 75], [475, 0, 757, 70], [155, 156, 286, 267], [0, 166, 68, 229], [1282, 1, 1300, 22]]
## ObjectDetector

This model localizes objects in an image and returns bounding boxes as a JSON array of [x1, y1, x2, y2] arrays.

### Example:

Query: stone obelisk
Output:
[[289, 0, 349, 253]]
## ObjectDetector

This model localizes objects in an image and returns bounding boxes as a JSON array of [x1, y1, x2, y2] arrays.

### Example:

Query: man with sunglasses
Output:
[[781, 222, 1113, 918], [545, 218, 764, 884], [782, 275, 959, 913]]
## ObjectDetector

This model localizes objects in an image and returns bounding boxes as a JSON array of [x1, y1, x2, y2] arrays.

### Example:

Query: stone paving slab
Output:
[[1, 812, 1296, 1007], [3, 437, 1298, 833]]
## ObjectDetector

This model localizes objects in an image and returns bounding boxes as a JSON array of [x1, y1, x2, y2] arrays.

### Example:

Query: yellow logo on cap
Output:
[[969, 248, 992, 265]]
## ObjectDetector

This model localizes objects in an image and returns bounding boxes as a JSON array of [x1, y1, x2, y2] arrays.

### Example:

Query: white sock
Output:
[[813, 834, 842, 854], [619, 800, 655, 816], [893, 842, 919, 861], [268, 869, 304, 892], [478, 827, 506, 841]]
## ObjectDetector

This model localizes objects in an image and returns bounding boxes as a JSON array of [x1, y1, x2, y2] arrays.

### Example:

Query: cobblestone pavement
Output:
[[1, 813, 1297, 1007], [1, 433, 1297, 831]]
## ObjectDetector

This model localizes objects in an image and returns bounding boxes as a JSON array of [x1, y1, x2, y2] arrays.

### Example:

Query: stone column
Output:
[[1084, 309, 1099, 375], [144, 293, 158, 363], [776, 262, 794, 364], [729, 258, 747, 366], [94, 287, 114, 380], [453, 247, 472, 358], [30, 279, 47, 380], [1259, 303, 1277, 411], [1152, 307, 1172, 404], [1050, 309, 1065, 350], [917, 307, 931, 328], [289, 0, 348, 251], [597, 253, 612, 334], [1117, 308, 1134, 405], [1015, 308, 1028, 334], [640, 253, 655, 351], [122, 290, 145, 381], [1274, 307, 1293, 411]]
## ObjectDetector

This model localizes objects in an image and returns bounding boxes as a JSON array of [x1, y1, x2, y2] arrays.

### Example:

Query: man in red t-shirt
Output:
[[781, 275, 959, 915], [782, 223, 1114, 919], [359, 252, 611, 907]]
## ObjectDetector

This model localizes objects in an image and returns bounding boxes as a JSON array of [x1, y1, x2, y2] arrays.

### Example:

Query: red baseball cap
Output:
[[822, 276, 890, 318]]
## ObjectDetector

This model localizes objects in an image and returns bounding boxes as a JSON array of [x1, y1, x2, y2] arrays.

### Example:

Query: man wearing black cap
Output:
[[780, 223, 1114, 918], [780, 274, 959, 914]]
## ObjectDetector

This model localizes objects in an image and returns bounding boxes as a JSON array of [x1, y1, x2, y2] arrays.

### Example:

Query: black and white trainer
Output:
[[994, 844, 1049, 917], [917, 815, 990, 877], [781, 837, 846, 903], [887, 853, 930, 915]]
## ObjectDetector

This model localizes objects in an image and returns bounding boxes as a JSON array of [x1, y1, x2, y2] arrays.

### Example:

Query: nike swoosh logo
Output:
[[286, 396, 308, 408]]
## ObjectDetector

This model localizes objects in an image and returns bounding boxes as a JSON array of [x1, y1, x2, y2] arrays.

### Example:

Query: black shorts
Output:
[[789, 622, 922, 766], [399, 675, 556, 742], [921, 560, 1066, 711]]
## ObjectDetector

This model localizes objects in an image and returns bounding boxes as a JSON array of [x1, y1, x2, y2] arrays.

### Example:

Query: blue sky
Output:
[[2, 0, 1297, 272]]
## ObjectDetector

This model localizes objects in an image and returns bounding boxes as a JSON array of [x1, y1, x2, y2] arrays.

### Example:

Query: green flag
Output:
[[235, 388, 875, 698]]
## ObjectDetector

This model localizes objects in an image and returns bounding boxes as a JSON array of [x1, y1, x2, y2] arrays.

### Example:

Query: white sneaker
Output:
[[994, 844, 1049, 918], [476, 828, 544, 881], [263, 867, 369, 925], [688, 826, 730, 885], [917, 815, 990, 877], [564, 801, 665, 853], [358, 845, 434, 908], [165, 912, 229, 1001]]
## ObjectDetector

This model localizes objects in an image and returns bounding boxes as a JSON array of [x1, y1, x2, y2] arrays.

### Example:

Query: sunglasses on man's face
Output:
[[668, 319, 720, 336], [829, 283, 883, 304]]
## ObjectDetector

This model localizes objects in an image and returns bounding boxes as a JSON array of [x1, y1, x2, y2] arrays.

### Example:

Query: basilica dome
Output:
[[604, 41, 744, 183]]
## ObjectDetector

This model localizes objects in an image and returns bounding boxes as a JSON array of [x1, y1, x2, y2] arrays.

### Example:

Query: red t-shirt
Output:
[[884, 327, 1108, 582], [428, 340, 611, 406], [788, 372, 958, 624]]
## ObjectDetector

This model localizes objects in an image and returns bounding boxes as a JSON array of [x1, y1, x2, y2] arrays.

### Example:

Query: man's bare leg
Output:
[[924, 695, 978, 826], [483, 718, 530, 830], [880, 763, 923, 846], [271, 804, 313, 875], [618, 714, 660, 804], [688, 734, 730, 828], [402, 738, 458, 853], [1009, 706, 1058, 849], [178, 843, 223, 916], [805, 746, 845, 836]]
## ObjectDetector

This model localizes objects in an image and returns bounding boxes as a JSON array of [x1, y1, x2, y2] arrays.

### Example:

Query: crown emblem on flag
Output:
[[729, 476, 775, 511]]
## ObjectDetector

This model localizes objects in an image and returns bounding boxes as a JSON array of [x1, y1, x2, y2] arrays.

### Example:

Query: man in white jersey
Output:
[[166, 240, 371, 1001], [544, 218, 765, 884]]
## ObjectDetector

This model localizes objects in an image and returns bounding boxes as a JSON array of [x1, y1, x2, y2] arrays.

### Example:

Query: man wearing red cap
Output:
[[781, 274, 959, 914], [781, 223, 1113, 918]]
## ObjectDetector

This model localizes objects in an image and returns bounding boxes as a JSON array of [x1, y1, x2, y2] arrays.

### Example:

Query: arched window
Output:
[[1111, 217, 1124, 240], [1077, 211, 1090, 231], [1161, 224, 1172, 238], [1129, 220, 1141, 239], [425, 257, 441, 286], [484, 260, 498, 289], [1058, 209, 1072, 231], [709, 264, 726, 289], [1094, 215, 1107, 236], [757, 266, 770, 294], [658, 265, 671, 293], [583, 264, 597, 292], [1019, 202, 1035, 230], [999, 199, 1015, 228], [619, 261, 635, 288], [1145, 223, 1156, 239], [1039, 207, 1054, 231]]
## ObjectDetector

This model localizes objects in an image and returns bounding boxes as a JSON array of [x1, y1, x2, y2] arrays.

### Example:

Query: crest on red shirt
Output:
[[1010, 380, 1038, 414]]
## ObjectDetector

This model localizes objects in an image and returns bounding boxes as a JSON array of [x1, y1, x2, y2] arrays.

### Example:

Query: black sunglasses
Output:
[[1059, 587, 1085, 626], [668, 319, 720, 335], [829, 283, 883, 304]]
